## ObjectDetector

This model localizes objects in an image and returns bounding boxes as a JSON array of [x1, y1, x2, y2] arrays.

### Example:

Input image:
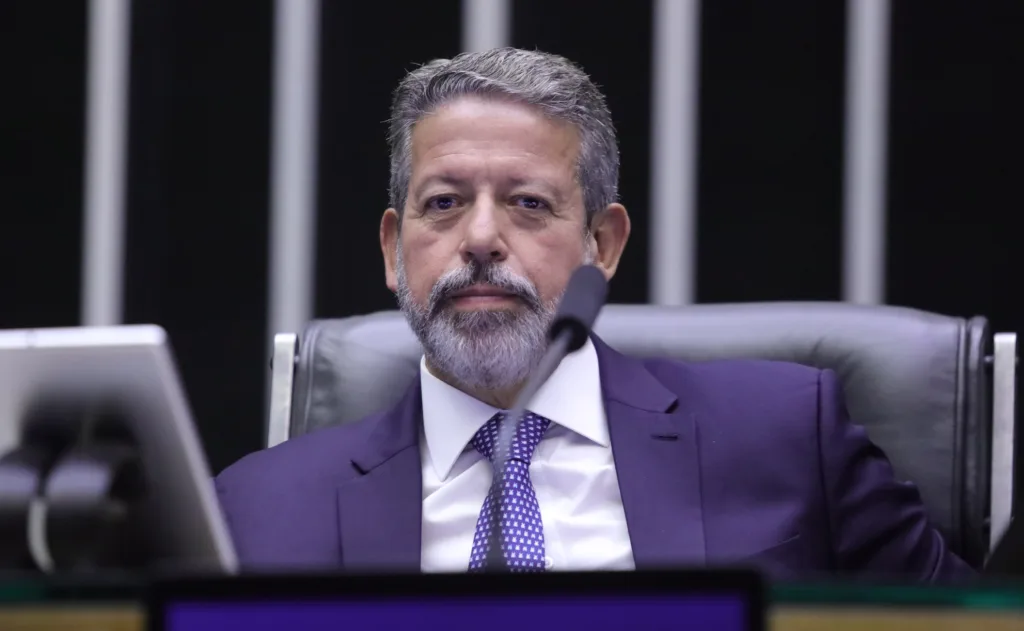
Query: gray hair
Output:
[[388, 47, 619, 225]]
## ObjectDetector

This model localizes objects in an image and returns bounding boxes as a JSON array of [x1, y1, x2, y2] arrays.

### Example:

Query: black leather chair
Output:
[[266, 303, 1017, 569]]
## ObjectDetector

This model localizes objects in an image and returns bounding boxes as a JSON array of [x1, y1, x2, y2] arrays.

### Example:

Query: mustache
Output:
[[428, 261, 542, 315]]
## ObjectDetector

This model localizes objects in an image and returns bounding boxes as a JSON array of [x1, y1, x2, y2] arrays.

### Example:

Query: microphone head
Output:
[[548, 265, 609, 352]]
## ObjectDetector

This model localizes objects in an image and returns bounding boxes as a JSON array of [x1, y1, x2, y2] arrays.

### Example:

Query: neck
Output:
[[424, 358, 523, 409]]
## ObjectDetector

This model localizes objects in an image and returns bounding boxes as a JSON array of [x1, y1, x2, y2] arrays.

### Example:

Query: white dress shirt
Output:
[[419, 338, 635, 572]]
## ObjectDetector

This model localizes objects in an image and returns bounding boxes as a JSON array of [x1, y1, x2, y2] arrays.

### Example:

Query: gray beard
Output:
[[395, 246, 559, 393]]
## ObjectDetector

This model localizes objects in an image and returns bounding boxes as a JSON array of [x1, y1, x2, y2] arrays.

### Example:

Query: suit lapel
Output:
[[594, 336, 707, 569], [336, 382, 424, 571]]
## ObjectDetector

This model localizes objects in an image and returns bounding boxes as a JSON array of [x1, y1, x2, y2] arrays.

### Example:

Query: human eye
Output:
[[425, 195, 460, 212], [511, 195, 551, 212]]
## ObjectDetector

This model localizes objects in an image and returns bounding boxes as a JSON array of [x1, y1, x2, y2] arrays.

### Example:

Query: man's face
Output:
[[383, 96, 594, 393]]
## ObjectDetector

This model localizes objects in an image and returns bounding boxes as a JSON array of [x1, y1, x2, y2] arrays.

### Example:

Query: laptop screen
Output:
[[151, 571, 763, 631]]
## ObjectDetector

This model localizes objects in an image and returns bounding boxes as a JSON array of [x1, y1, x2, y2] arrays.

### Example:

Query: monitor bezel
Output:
[[148, 569, 764, 631]]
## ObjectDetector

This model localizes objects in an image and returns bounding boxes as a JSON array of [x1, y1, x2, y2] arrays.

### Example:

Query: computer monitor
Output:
[[0, 325, 237, 574], [148, 570, 764, 631]]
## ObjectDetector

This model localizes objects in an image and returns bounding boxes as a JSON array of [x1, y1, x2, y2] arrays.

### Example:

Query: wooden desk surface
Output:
[[775, 607, 1024, 630], [0, 606, 142, 631], [1, 604, 1021, 630]]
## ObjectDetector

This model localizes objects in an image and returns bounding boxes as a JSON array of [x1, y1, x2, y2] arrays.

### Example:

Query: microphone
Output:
[[484, 264, 609, 570], [547, 265, 610, 353]]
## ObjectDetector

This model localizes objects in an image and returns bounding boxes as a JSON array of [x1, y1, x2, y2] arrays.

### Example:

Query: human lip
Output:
[[448, 285, 521, 307], [451, 284, 516, 298]]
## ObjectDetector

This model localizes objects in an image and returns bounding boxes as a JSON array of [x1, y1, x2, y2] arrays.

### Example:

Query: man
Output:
[[216, 48, 971, 581]]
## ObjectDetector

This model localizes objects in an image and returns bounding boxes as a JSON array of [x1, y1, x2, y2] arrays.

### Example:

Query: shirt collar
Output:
[[420, 337, 608, 481]]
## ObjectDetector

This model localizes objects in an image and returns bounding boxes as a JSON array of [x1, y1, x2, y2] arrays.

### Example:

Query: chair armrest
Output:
[[267, 333, 298, 449], [991, 332, 1017, 553]]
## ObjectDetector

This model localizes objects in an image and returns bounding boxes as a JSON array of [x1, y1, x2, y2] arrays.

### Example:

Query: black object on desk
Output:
[[148, 569, 764, 631], [987, 518, 1024, 577]]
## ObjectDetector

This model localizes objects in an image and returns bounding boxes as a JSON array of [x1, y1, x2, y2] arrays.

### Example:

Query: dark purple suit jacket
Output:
[[216, 336, 973, 581]]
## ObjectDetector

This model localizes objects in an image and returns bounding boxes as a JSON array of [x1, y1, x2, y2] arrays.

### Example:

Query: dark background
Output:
[[1, 0, 1018, 473]]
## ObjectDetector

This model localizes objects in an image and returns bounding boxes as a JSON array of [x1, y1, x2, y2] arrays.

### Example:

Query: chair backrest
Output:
[[274, 302, 1017, 568]]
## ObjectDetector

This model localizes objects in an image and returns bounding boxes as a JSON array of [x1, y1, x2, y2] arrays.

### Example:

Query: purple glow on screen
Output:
[[167, 596, 747, 631]]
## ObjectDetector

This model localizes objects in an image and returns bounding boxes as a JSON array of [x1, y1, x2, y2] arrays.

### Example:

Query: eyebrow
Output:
[[411, 174, 564, 202], [411, 175, 465, 201], [506, 177, 562, 200]]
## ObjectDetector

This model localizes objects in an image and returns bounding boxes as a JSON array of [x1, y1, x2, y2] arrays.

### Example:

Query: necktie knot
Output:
[[471, 411, 551, 466]]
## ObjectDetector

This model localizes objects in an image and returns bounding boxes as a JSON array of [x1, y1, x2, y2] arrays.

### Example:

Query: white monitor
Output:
[[0, 325, 237, 574]]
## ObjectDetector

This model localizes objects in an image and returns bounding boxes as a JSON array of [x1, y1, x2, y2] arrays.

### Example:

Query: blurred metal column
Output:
[[82, 0, 132, 325], [267, 0, 321, 427], [462, 0, 511, 52], [842, 0, 891, 304], [268, 0, 320, 345], [650, 0, 701, 306]]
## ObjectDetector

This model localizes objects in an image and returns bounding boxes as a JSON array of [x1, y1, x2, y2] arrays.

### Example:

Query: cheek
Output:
[[522, 236, 586, 301], [401, 233, 451, 300]]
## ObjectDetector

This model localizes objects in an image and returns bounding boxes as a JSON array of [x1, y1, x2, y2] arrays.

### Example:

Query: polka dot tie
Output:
[[467, 411, 551, 572]]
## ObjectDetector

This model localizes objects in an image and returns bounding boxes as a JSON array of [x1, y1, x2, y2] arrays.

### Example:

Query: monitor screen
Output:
[[167, 595, 745, 631], [151, 571, 763, 631]]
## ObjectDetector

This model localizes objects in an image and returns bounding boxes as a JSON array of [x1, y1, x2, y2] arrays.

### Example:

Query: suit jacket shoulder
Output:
[[218, 413, 375, 492], [214, 409, 387, 568], [643, 355, 821, 401], [641, 355, 823, 447]]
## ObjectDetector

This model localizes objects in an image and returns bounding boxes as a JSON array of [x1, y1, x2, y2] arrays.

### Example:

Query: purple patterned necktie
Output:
[[467, 411, 551, 572]]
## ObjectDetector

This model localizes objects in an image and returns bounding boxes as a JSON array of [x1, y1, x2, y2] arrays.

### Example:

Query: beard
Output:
[[396, 247, 560, 393]]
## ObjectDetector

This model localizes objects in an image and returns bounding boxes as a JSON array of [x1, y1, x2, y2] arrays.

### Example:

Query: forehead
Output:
[[409, 96, 580, 183]]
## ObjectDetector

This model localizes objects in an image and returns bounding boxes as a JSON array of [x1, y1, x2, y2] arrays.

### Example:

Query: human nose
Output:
[[459, 195, 508, 265]]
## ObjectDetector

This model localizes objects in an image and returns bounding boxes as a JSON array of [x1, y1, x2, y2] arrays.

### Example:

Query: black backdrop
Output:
[[2, 0, 1018, 473]]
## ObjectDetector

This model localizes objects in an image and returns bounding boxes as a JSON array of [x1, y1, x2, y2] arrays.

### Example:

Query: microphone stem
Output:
[[485, 333, 572, 571]]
